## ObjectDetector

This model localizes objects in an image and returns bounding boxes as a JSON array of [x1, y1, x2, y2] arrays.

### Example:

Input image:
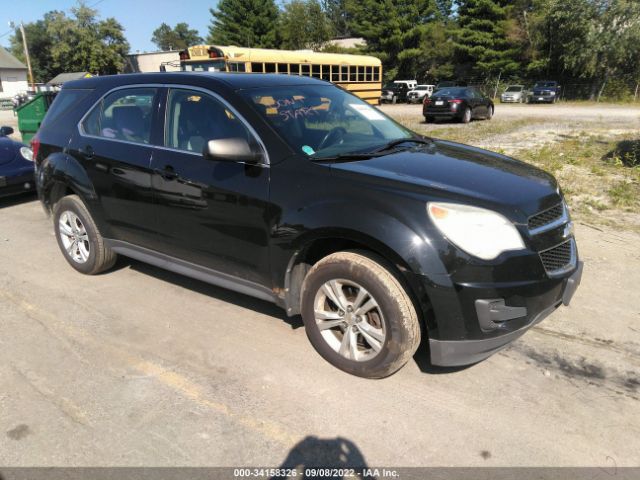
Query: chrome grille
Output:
[[539, 239, 574, 275], [528, 203, 564, 232]]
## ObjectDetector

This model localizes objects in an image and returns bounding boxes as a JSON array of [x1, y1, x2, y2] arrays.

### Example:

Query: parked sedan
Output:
[[0, 126, 35, 198], [501, 85, 527, 103], [423, 87, 494, 123]]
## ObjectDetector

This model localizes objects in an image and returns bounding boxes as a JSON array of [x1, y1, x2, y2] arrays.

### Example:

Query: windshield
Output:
[[242, 85, 413, 159], [505, 86, 522, 92], [535, 82, 556, 88], [181, 60, 226, 72]]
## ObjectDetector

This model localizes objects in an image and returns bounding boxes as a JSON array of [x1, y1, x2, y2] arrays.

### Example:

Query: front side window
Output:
[[242, 85, 412, 159], [82, 88, 157, 144], [165, 89, 253, 154]]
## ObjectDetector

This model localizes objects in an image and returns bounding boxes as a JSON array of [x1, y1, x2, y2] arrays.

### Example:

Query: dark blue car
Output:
[[0, 126, 35, 198]]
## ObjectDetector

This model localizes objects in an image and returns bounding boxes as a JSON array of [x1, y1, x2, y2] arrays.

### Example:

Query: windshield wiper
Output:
[[310, 152, 385, 163], [372, 137, 433, 153]]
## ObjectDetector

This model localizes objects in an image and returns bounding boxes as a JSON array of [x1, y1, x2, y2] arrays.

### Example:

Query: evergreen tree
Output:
[[322, 0, 350, 37], [280, 0, 335, 50], [453, 0, 521, 79], [346, 0, 441, 80], [207, 0, 279, 48]]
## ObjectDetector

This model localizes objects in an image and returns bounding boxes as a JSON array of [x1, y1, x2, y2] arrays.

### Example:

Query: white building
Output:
[[0, 46, 29, 98], [124, 51, 181, 73]]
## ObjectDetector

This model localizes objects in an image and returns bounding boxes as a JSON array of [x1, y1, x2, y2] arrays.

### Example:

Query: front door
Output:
[[150, 87, 272, 287]]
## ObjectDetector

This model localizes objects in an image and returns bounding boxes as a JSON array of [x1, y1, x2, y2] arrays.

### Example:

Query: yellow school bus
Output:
[[179, 45, 383, 104]]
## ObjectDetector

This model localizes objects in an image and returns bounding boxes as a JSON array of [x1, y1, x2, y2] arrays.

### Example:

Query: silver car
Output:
[[500, 85, 527, 103]]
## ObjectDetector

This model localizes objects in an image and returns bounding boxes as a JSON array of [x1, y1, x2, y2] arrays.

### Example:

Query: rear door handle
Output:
[[155, 165, 178, 181]]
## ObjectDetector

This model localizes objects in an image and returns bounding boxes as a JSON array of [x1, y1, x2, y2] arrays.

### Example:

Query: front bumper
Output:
[[0, 172, 35, 198], [411, 260, 583, 366]]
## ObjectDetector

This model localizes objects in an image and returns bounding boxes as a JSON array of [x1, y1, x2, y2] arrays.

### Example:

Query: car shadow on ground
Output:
[[117, 256, 474, 375], [270, 436, 371, 479], [0, 191, 37, 209], [120, 256, 302, 329]]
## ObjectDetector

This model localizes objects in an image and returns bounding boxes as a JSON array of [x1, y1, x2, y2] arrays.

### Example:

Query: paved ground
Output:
[[1, 194, 639, 467]]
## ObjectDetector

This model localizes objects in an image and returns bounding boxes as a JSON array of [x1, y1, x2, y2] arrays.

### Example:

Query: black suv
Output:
[[34, 73, 582, 378]]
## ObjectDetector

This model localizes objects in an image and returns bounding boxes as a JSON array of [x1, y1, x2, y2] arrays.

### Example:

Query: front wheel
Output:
[[54, 195, 117, 275], [301, 251, 421, 378], [486, 106, 494, 120]]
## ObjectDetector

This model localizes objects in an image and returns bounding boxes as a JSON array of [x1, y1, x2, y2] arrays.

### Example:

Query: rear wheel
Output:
[[424, 116, 434, 123], [461, 107, 472, 123], [54, 195, 117, 275], [301, 251, 421, 378]]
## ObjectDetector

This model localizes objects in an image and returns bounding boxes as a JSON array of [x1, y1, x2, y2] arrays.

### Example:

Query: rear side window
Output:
[[40, 89, 92, 129], [81, 88, 157, 145]]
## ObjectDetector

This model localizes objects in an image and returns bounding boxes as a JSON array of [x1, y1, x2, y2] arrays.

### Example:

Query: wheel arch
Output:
[[281, 228, 433, 336]]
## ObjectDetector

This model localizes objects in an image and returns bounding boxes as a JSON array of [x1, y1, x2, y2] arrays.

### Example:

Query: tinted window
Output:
[[41, 89, 92, 129], [277, 63, 288, 74], [301, 64, 311, 76], [82, 88, 156, 144], [265, 63, 277, 73], [165, 89, 252, 153], [251, 63, 264, 73], [433, 87, 466, 97]]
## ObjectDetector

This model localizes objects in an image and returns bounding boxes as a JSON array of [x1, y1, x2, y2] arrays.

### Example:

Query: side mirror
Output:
[[0, 126, 14, 137], [204, 137, 264, 164]]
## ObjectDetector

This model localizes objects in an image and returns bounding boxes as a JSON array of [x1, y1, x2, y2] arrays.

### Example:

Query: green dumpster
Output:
[[15, 92, 57, 143]]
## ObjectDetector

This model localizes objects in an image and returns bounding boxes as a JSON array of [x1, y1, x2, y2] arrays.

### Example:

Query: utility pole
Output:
[[14, 21, 35, 90]]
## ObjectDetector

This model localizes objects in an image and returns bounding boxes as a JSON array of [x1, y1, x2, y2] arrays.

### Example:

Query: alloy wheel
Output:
[[58, 211, 91, 264], [313, 279, 386, 362]]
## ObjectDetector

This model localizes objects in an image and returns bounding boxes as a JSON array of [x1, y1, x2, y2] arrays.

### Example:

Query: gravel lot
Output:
[[1, 103, 639, 468]]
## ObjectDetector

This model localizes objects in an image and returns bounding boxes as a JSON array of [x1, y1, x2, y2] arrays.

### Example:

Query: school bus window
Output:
[[350, 66, 357, 82], [312, 64, 321, 78], [229, 62, 246, 72], [301, 64, 311, 76], [265, 63, 277, 73], [341, 65, 348, 82], [374, 67, 381, 82], [277, 63, 288, 74], [321, 65, 330, 81], [250, 62, 264, 73], [366, 66, 373, 81], [356, 66, 364, 82], [331, 65, 339, 82]]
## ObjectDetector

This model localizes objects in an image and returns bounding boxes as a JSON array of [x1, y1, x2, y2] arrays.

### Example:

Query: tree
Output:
[[452, 0, 521, 79], [10, 1, 129, 81], [207, 0, 279, 48], [346, 0, 443, 80], [152, 22, 203, 51], [280, 0, 335, 50], [322, 0, 350, 37]]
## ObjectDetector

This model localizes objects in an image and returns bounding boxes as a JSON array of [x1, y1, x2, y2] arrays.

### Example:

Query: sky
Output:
[[0, 0, 218, 52]]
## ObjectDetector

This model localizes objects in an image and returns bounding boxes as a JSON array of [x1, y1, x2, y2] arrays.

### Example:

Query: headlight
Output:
[[20, 146, 34, 162], [427, 202, 525, 260], [549, 91, 556, 96]]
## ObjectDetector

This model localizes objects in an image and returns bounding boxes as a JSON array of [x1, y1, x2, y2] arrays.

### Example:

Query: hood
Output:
[[329, 140, 560, 218], [0, 137, 21, 166]]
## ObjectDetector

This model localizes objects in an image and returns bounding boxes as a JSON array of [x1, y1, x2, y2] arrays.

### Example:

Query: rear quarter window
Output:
[[40, 89, 93, 130]]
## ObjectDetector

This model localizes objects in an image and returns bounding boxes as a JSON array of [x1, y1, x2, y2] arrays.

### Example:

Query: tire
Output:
[[486, 106, 494, 120], [53, 195, 117, 275], [424, 116, 434, 123], [461, 107, 471, 124], [300, 250, 421, 378]]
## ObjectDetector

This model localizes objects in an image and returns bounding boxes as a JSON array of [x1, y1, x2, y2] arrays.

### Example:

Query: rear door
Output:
[[69, 86, 162, 249], [149, 87, 272, 286]]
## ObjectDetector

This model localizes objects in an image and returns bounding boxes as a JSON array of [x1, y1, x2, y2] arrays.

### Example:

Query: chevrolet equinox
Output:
[[34, 73, 583, 378]]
